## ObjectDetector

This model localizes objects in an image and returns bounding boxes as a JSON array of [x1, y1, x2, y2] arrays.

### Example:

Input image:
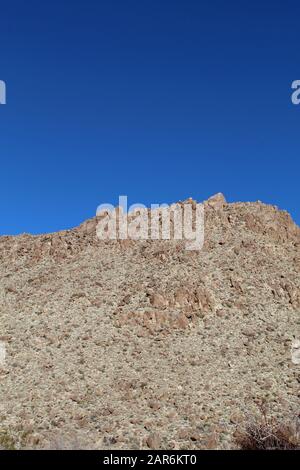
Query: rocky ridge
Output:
[[0, 194, 299, 449]]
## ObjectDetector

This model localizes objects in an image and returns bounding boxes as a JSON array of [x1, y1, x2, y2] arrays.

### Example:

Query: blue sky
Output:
[[0, 0, 299, 234]]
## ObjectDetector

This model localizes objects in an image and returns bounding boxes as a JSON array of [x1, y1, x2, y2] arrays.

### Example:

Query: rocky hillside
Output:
[[0, 194, 299, 449]]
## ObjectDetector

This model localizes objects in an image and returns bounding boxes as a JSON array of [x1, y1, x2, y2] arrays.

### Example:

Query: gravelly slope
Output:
[[0, 195, 299, 449]]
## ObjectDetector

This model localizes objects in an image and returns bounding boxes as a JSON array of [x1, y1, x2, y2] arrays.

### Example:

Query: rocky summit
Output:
[[0, 195, 299, 449]]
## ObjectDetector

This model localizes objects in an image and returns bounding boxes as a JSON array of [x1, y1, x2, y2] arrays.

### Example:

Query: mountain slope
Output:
[[0, 195, 299, 449]]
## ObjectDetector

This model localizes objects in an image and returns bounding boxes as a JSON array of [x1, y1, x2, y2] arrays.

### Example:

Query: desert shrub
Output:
[[235, 412, 300, 450]]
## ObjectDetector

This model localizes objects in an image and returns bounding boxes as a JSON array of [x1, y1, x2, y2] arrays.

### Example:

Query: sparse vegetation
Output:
[[235, 411, 300, 450], [0, 430, 16, 450]]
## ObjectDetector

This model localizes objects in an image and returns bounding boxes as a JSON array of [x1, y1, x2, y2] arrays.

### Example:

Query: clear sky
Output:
[[0, 0, 299, 234]]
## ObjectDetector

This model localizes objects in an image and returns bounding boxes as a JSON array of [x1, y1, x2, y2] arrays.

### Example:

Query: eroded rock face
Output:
[[0, 196, 299, 450], [205, 193, 226, 210], [148, 286, 214, 317], [116, 309, 189, 333]]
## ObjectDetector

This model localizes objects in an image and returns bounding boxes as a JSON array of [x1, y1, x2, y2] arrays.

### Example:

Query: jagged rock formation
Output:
[[0, 195, 299, 449]]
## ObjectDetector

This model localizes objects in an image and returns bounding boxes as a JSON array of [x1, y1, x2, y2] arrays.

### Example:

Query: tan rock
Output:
[[146, 433, 161, 449], [149, 293, 168, 308], [206, 193, 226, 210]]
